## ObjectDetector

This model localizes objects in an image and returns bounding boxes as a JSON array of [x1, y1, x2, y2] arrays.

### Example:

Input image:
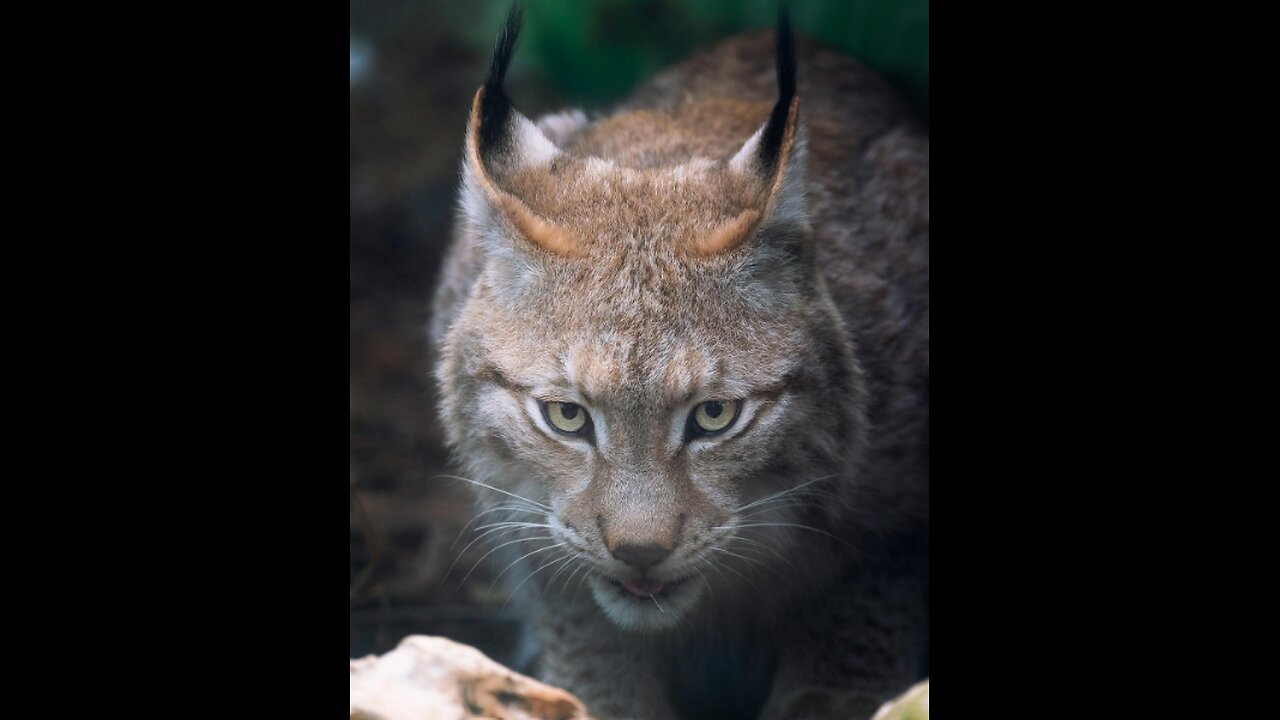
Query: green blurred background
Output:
[[350, 0, 928, 665], [352, 0, 927, 107]]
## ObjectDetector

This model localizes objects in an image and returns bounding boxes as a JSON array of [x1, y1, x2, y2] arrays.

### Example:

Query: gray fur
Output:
[[432, 29, 927, 720]]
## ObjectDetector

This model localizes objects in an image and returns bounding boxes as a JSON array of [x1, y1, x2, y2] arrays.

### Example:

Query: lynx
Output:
[[431, 8, 928, 719]]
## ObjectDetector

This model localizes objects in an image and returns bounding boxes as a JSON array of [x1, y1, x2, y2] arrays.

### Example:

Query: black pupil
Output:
[[560, 404, 579, 420], [704, 401, 723, 418]]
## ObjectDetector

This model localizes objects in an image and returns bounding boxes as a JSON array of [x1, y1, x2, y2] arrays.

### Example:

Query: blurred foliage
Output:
[[352, 0, 928, 113]]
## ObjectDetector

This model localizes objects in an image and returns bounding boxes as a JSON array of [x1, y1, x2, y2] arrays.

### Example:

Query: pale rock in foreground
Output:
[[350, 635, 592, 720], [872, 680, 930, 720]]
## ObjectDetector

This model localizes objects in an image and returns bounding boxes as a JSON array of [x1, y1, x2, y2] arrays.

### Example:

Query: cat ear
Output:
[[460, 6, 580, 258], [726, 97, 806, 231], [697, 11, 808, 258]]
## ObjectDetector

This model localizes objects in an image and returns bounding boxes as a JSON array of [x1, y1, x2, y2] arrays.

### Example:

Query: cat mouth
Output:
[[589, 572, 705, 628], [606, 576, 685, 599]]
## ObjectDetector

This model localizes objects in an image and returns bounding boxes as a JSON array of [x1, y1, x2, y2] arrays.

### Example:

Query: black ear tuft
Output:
[[486, 4, 523, 93], [479, 4, 524, 154], [758, 5, 797, 172]]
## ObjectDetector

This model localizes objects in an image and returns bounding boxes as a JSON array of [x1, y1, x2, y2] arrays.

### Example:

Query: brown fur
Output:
[[433, 29, 927, 720]]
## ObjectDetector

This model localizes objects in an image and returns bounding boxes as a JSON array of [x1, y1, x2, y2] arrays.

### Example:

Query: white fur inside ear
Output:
[[456, 110, 563, 251], [728, 122, 809, 228], [729, 125, 766, 174], [513, 113, 561, 167], [534, 109, 588, 145]]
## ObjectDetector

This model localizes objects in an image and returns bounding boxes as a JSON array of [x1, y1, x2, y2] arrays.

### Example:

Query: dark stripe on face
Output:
[[470, 364, 531, 393]]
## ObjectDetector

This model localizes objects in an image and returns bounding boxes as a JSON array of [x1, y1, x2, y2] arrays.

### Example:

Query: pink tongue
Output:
[[622, 578, 667, 596]]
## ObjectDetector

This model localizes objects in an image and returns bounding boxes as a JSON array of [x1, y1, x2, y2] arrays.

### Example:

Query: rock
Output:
[[350, 635, 593, 720], [352, 635, 926, 720], [871, 680, 929, 720]]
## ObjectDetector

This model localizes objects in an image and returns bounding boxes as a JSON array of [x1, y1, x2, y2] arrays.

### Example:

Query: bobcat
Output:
[[431, 8, 928, 719]]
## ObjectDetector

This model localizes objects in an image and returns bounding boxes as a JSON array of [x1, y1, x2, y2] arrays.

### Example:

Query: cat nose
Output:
[[609, 541, 674, 570], [598, 511, 684, 569]]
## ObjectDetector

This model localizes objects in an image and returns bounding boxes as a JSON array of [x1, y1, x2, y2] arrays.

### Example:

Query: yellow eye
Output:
[[544, 401, 588, 434], [692, 400, 740, 435]]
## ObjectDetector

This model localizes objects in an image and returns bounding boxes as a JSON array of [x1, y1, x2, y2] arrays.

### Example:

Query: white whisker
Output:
[[440, 521, 547, 587], [502, 552, 574, 608], [434, 474, 551, 511], [450, 504, 546, 551], [733, 475, 840, 513], [705, 548, 764, 595], [546, 553, 579, 590], [692, 565, 714, 602], [561, 560, 589, 596], [489, 542, 567, 591], [736, 500, 810, 521], [716, 522, 853, 549], [711, 546, 767, 572], [726, 533, 795, 568], [473, 521, 554, 532], [456, 534, 555, 589]]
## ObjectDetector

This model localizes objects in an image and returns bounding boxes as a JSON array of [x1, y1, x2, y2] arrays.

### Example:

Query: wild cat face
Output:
[[448, 255, 838, 630], [436, 10, 862, 631]]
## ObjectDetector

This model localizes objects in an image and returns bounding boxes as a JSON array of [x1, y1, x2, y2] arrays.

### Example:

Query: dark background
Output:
[[349, 0, 929, 667]]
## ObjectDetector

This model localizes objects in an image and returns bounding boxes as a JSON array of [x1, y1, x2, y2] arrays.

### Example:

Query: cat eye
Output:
[[542, 401, 590, 436], [688, 400, 742, 439]]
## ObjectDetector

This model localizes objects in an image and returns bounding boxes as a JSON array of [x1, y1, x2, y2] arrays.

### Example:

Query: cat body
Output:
[[432, 12, 927, 719]]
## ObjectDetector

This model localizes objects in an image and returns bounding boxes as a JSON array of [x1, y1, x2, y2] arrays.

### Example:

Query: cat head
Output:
[[436, 8, 865, 631]]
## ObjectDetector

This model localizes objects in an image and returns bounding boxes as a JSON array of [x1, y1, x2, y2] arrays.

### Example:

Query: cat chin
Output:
[[587, 573, 705, 632]]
